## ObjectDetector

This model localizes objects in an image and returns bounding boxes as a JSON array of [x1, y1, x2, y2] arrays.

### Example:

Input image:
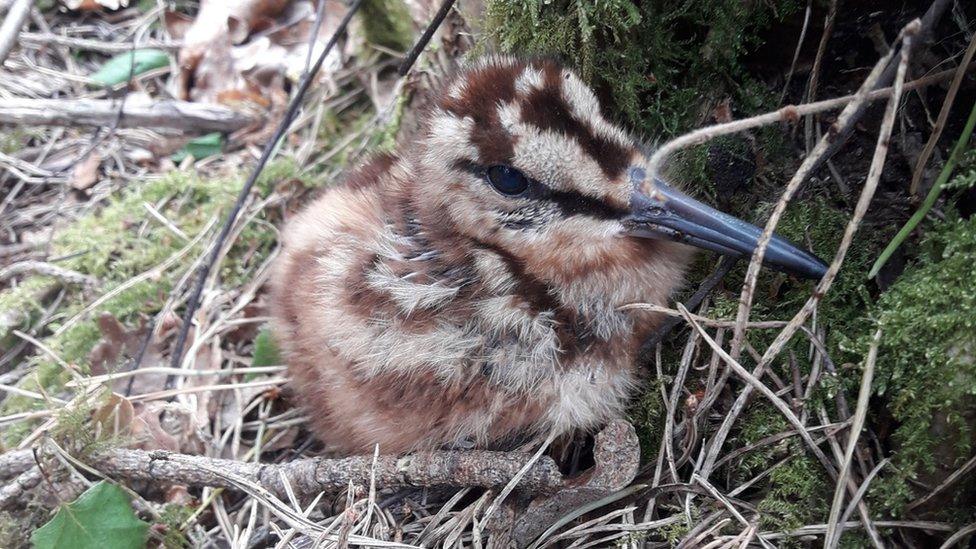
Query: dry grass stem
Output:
[[825, 329, 882, 548], [909, 29, 976, 195]]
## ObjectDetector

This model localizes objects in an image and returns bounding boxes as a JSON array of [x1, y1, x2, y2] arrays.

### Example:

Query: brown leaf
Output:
[[713, 98, 733, 124], [176, 0, 352, 116], [129, 401, 206, 453], [87, 312, 177, 396], [92, 392, 136, 439], [62, 0, 128, 11], [69, 152, 101, 191], [179, 0, 291, 77], [163, 10, 194, 40]]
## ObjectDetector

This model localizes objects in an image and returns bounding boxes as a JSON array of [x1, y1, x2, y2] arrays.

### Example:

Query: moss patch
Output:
[[483, 0, 799, 139], [361, 0, 414, 52], [863, 212, 976, 517], [0, 162, 312, 444]]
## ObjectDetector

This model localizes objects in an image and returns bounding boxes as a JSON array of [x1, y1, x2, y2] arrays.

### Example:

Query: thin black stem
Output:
[[397, 0, 456, 76], [167, 0, 365, 379], [636, 256, 738, 367]]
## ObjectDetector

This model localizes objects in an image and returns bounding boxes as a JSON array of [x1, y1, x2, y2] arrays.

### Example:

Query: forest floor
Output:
[[1, 0, 976, 547]]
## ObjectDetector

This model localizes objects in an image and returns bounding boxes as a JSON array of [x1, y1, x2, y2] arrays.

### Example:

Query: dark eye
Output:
[[486, 165, 529, 196]]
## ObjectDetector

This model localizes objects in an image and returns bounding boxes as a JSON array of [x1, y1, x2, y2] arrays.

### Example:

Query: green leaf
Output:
[[249, 328, 282, 381], [31, 481, 149, 549], [170, 133, 224, 163], [90, 49, 170, 87], [252, 328, 282, 368]]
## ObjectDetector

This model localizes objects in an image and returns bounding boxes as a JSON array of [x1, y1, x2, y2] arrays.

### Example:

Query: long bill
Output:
[[624, 178, 828, 280]]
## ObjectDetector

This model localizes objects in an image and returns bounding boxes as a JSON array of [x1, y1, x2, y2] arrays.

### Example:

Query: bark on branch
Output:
[[95, 447, 566, 499], [0, 98, 256, 133]]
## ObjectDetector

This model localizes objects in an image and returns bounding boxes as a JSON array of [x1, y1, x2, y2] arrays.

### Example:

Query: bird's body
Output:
[[271, 57, 826, 455]]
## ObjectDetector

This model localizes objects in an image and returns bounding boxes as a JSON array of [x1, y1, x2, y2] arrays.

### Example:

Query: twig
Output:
[[825, 329, 881, 549], [398, 0, 457, 76], [19, 31, 181, 52], [837, 458, 890, 540], [753, 520, 953, 540], [779, 0, 812, 106], [0, 260, 98, 287], [869, 97, 976, 278], [907, 453, 976, 511], [93, 447, 565, 498], [643, 41, 959, 184], [698, 19, 919, 481], [939, 522, 976, 549], [759, 21, 914, 372], [0, 0, 31, 65], [636, 256, 737, 364], [0, 98, 255, 133], [480, 430, 555, 530], [818, 0, 952, 165], [909, 31, 976, 195], [804, 0, 838, 151], [169, 0, 365, 373], [677, 304, 837, 478]]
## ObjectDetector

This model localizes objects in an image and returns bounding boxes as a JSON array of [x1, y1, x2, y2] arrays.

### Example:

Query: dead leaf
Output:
[[130, 401, 207, 453], [62, 0, 129, 11], [174, 0, 354, 140], [713, 98, 733, 124], [177, 0, 292, 94], [69, 152, 101, 191], [88, 312, 180, 396], [163, 10, 194, 41], [92, 392, 136, 439]]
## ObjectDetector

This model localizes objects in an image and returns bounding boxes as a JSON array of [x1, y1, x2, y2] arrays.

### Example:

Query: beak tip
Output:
[[794, 257, 829, 281]]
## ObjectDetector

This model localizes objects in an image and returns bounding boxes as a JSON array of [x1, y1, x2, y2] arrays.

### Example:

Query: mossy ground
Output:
[[1, 168, 279, 446], [484, 0, 976, 537], [3, 0, 975, 544]]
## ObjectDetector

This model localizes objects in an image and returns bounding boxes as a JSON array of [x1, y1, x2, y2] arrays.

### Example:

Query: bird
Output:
[[269, 56, 827, 456]]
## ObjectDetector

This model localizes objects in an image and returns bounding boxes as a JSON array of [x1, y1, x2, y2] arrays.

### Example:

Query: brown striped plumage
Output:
[[270, 56, 825, 455]]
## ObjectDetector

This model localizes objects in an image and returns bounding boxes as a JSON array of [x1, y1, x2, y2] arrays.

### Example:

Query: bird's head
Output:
[[412, 56, 827, 288]]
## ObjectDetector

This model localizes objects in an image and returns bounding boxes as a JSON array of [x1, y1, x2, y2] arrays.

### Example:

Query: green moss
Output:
[[862, 212, 976, 516], [628, 378, 667, 458], [658, 513, 693, 545], [758, 453, 830, 533], [730, 404, 789, 480], [157, 504, 194, 549], [0, 277, 56, 346], [0, 169, 285, 441], [360, 0, 414, 52], [484, 0, 799, 139]]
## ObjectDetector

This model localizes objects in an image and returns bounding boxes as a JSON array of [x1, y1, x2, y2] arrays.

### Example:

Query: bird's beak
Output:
[[623, 174, 828, 280]]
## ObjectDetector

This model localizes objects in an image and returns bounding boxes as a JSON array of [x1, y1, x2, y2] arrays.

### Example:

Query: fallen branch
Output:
[[0, 466, 41, 511], [19, 31, 182, 53], [0, 260, 98, 287], [0, 98, 255, 133], [0, 448, 34, 481], [93, 447, 566, 499], [0, 0, 31, 65]]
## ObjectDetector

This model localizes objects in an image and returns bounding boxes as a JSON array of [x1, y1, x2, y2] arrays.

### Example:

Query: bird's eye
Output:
[[486, 165, 529, 196]]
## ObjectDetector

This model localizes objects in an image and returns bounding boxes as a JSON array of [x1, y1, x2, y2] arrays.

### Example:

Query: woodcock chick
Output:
[[270, 56, 827, 455]]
